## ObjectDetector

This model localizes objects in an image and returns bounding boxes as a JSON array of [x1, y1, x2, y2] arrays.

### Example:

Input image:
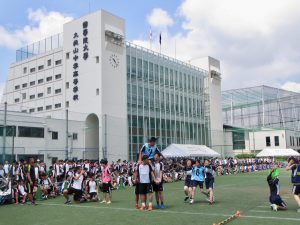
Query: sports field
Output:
[[1, 169, 299, 225]]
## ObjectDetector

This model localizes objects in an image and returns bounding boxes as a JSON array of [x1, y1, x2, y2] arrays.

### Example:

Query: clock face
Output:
[[109, 54, 120, 68]]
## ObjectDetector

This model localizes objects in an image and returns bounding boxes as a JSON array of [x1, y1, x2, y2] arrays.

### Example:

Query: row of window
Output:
[[15, 74, 62, 91], [289, 136, 300, 146], [265, 136, 280, 147], [19, 103, 62, 113], [0, 125, 78, 140], [23, 59, 62, 74], [14, 88, 62, 103]]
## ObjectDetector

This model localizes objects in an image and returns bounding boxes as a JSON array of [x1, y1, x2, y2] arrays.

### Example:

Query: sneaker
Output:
[[184, 196, 189, 202], [65, 200, 71, 204], [148, 205, 153, 211], [189, 199, 194, 204], [271, 204, 277, 211], [100, 200, 107, 204], [155, 204, 161, 209], [31, 202, 37, 206], [135, 204, 139, 209], [160, 204, 165, 209], [106, 201, 111, 204]]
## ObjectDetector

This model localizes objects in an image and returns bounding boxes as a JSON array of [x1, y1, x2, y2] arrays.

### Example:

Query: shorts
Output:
[[192, 180, 204, 189], [152, 182, 163, 192], [292, 185, 300, 195], [205, 178, 214, 189], [139, 183, 153, 195], [89, 192, 97, 198], [67, 187, 83, 201], [269, 195, 287, 208], [26, 182, 36, 194], [135, 183, 140, 195], [102, 183, 112, 193], [184, 178, 192, 188]]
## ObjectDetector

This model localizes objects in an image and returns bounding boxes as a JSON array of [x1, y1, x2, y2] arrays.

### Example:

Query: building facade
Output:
[[1, 10, 222, 162]]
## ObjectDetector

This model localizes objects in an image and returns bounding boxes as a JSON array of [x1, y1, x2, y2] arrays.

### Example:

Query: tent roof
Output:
[[256, 148, 300, 157], [161, 144, 221, 158]]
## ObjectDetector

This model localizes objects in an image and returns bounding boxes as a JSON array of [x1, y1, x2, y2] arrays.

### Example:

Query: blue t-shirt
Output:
[[191, 166, 205, 182], [141, 143, 160, 160]]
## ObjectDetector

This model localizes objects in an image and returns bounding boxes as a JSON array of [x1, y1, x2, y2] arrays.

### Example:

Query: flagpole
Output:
[[159, 32, 162, 54]]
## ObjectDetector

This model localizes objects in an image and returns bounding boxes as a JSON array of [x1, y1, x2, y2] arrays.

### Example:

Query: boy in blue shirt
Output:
[[190, 160, 209, 204]]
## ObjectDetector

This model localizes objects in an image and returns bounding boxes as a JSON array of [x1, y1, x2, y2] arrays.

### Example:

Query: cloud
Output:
[[133, 0, 300, 90], [0, 8, 73, 49], [147, 8, 174, 29], [281, 82, 300, 93]]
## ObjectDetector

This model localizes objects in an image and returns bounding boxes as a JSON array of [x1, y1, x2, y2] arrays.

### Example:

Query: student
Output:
[[40, 173, 53, 200], [138, 137, 161, 162], [135, 155, 156, 211], [16, 180, 27, 204], [25, 157, 37, 205], [183, 159, 193, 202], [286, 157, 300, 213], [63, 166, 85, 204], [132, 163, 140, 209], [267, 165, 287, 211], [85, 174, 98, 202], [100, 159, 112, 204], [190, 160, 208, 204], [153, 153, 165, 209], [204, 159, 216, 204]]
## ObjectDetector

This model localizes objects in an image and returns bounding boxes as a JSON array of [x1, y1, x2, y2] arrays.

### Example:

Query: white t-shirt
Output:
[[88, 181, 97, 193], [71, 173, 83, 190], [3, 164, 10, 174], [138, 164, 152, 184], [154, 162, 163, 180]]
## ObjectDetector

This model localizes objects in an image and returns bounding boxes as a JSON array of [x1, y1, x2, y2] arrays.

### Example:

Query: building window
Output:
[[47, 87, 51, 94], [55, 74, 62, 80], [274, 136, 279, 146], [66, 52, 70, 59], [55, 59, 62, 65], [22, 93, 26, 100], [55, 89, 61, 94], [18, 126, 44, 138], [46, 76, 52, 82], [55, 103, 61, 108], [38, 65, 44, 70], [52, 131, 58, 140], [46, 105, 52, 110], [66, 82, 69, 89], [14, 98, 20, 103], [30, 81, 35, 86], [30, 68, 36, 73], [38, 79, 44, 84], [21, 110, 27, 113], [37, 93, 44, 98], [15, 85, 20, 90], [266, 136, 271, 147], [37, 107, 43, 112], [47, 59, 51, 66], [66, 101, 69, 108], [72, 133, 78, 140], [29, 95, 35, 99], [23, 67, 27, 74], [29, 108, 35, 113], [22, 83, 27, 88], [96, 88, 99, 95], [96, 56, 99, 63], [0, 125, 16, 137]]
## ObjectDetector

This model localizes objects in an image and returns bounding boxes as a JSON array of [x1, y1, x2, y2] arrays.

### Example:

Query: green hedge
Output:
[[235, 153, 257, 159]]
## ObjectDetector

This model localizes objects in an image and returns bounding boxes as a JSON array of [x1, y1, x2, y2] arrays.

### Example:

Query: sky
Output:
[[1, 0, 300, 96]]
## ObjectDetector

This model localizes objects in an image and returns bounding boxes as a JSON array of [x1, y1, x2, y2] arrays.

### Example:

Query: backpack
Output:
[[291, 164, 300, 184]]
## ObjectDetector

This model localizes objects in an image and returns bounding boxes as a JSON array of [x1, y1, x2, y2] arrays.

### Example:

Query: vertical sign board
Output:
[[72, 21, 89, 101]]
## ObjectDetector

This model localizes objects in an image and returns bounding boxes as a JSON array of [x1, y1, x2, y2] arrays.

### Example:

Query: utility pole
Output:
[[65, 109, 69, 160], [2, 102, 7, 163]]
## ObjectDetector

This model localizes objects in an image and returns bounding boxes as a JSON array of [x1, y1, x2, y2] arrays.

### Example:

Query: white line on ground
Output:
[[257, 206, 269, 208], [250, 210, 272, 213], [39, 203, 300, 222]]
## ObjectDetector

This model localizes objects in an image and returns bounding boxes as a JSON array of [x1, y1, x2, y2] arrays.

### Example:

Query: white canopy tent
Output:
[[161, 144, 221, 158], [256, 148, 300, 157]]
